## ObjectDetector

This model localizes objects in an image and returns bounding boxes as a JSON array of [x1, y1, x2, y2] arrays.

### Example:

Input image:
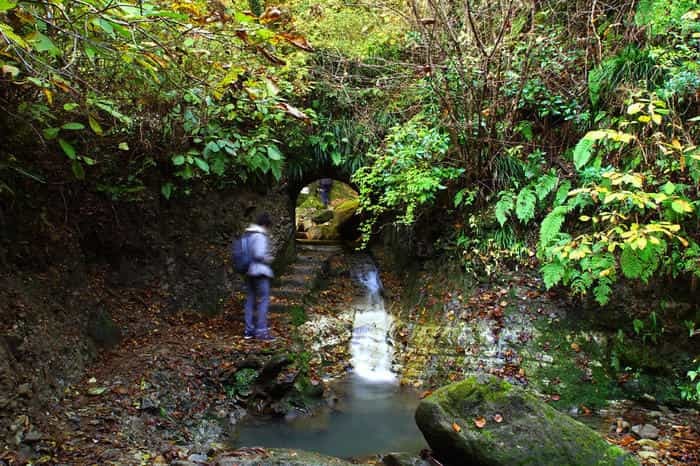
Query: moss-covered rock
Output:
[[415, 375, 638, 466], [312, 209, 334, 224], [333, 199, 359, 225]]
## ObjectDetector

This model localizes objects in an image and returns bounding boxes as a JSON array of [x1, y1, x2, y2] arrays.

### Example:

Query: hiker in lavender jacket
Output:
[[243, 213, 275, 341]]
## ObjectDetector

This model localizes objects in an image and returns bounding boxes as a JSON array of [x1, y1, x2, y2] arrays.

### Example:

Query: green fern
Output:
[[495, 193, 514, 226], [554, 180, 572, 206], [620, 244, 661, 281], [541, 261, 565, 288], [620, 246, 644, 279], [515, 187, 537, 223], [593, 281, 612, 305], [573, 137, 595, 170], [539, 206, 568, 245], [535, 173, 558, 201]]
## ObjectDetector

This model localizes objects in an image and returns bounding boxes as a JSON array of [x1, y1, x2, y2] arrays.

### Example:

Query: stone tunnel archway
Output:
[[283, 158, 363, 243]]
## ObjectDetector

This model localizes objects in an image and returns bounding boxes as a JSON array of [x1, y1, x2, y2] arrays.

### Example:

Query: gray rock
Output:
[[187, 453, 208, 463], [382, 452, 431, 466], [16, 383, 32, 397], [214, 448, 353, 465], [415, 375, 638, 466], [631, 424, 660, 440], [139, 396, 160, 412], [22, 430, 43, 443], [87, 307, 122, 349]]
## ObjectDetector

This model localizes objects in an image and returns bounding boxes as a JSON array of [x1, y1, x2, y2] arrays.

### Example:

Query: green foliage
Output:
[[227, 368, 258, 398], [588, 46, 659, 108], [494, 193, 514, 227], [289, 305, 308, 327], [353, 116, 462, 245], [632, 311, 664, 345], [537, 91, 700, 305], [515, 187, 537, 223], [680, 363, 700, 402], [0, 0, 315, 197], [539, 206, 569, 246], [635, 0, 698, 35]]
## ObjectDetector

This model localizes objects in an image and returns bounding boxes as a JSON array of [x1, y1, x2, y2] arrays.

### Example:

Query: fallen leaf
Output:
[[278, 32, 314, 52], [473, 416, 486, 428], [420, 390, 433, 399], [571, 342, 581, 352], [275, 102, 309, 121]]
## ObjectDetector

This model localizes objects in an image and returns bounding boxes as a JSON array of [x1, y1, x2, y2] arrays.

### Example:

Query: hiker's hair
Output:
[[256, 212, 272, 227]]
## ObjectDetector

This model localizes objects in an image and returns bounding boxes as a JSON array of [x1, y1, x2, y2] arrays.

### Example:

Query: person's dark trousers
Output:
[[244, 276, 271, 337]]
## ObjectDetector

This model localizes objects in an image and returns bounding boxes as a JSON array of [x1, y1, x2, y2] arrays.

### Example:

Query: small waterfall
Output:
[[350, 265, 397, 383]]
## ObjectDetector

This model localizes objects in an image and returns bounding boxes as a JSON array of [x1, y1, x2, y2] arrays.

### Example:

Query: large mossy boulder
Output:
[[415, 375, 637, 466]]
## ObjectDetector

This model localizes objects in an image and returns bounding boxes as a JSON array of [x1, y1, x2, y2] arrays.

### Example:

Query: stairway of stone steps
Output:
[[269, 240, 343, 312]]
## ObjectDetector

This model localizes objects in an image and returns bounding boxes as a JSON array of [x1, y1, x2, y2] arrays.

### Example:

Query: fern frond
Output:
[[515, 187, 537, 223], [541, 261, 565, 289], [535, 173, 559, 201], [539, 206, 568, 246], [573, 138, 595, 170], [495, 193, 514, 227]]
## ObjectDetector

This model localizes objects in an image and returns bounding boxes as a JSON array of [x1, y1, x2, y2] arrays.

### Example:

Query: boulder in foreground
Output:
[[415, 375, 638, 466]]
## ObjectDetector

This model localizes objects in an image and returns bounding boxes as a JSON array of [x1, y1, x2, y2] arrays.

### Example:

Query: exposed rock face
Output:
[[415, 375, 638, 466], [0, 185, 294, 445]]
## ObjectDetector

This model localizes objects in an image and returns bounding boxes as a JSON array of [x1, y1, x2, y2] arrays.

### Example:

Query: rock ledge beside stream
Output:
[[212, 448, 355, 465], [415, 374, 638, 466]]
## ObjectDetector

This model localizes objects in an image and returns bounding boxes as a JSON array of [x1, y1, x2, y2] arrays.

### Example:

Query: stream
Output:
[[234, 258, 427, 458]]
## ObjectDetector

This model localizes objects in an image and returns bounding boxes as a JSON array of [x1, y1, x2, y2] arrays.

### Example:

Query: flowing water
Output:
[[350, 267, 397, 383], [234, 257, 426, 457]]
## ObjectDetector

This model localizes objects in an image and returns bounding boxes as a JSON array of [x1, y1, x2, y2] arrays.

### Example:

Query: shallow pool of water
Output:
[[233, 375, 427, 458]]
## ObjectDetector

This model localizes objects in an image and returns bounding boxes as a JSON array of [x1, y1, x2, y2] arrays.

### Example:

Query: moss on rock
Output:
[[415, 375, 638, 466]]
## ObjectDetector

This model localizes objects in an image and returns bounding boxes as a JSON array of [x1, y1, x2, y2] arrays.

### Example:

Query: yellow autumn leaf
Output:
[[671, 199, 694, 214], [43, 88, 53, 105], [627, 103, 644, 115], [635, 236, 647, 250]]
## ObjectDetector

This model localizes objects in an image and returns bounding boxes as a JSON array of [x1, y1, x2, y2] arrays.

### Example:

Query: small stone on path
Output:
[[631, 424, 660, 440]]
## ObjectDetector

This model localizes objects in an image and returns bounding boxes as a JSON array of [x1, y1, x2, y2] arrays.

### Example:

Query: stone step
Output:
[[296, 254, 331, 263], [280, 275, 315, 287], [296, 239, 344, 247], [287, 263, 318, 274], [297, 244, 343, 253], [269, 303, 289, 313], [272, 287, 306, 299]]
